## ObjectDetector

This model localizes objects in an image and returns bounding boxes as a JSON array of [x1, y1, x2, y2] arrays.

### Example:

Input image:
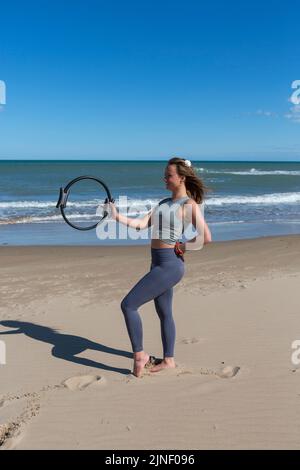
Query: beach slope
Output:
[[0, 235, 300, 449]]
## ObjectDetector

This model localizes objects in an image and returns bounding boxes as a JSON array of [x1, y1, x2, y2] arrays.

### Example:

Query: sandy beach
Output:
[[0, 234, 300, 450]]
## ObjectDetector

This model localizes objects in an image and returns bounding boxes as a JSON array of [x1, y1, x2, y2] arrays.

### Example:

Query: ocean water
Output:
[[0, 160, 300, 245]]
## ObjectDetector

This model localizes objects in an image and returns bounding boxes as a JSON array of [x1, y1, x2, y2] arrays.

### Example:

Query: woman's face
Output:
[[164, 164, 184, 190]]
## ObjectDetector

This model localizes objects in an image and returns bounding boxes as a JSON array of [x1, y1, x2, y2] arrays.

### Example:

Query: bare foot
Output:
[[150, 359, 176, 373], [133, 353, 150, 378]]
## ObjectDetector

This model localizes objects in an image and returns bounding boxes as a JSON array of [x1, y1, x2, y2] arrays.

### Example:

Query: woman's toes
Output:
[[150, 360, 176, 373], [150, 363, 166, 373]]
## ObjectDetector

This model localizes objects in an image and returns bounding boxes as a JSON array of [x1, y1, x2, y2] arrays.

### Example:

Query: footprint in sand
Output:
[[62, 375, 107, 391], [0, 394, 40, 449], [0, 423, 19, 448], [176, 364, 240, 379], [180, 337, 201, 345], [0, 423, 10, 445], [0, 396, 7, 408], [217, 366, 240, 378]]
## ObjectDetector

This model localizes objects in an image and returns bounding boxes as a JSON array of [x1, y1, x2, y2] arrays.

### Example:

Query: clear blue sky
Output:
[[0, 0, 299, 161]]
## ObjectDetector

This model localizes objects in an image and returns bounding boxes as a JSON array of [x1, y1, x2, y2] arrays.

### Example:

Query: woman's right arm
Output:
[[108, 201, 154, 230]]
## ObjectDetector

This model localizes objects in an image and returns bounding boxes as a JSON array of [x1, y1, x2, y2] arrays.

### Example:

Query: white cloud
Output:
[[255, 109, 278, 117], [238, 110, 278, 118], [284, 104, 300, 123]]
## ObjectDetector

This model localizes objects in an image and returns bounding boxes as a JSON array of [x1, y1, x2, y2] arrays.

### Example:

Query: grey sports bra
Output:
[[151, 196, 190, 246]]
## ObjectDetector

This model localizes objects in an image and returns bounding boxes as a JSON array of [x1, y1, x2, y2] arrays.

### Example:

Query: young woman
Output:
[[108, 157, 212, 377]]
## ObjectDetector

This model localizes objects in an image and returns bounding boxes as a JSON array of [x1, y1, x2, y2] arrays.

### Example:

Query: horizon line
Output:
[[1, 159, 300, 163]]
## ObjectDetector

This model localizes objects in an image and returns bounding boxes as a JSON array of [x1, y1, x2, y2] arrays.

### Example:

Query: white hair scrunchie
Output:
[[184, 159, 192, 167]]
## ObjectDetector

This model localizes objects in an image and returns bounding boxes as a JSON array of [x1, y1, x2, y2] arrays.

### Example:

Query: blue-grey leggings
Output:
[[120, 248, 185, 357]]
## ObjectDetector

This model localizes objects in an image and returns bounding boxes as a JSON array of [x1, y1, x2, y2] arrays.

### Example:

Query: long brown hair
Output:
[[167, 157, 212, 204]]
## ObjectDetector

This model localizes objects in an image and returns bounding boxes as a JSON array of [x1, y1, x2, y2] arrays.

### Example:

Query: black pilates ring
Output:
[[56, 175, 115, 231]]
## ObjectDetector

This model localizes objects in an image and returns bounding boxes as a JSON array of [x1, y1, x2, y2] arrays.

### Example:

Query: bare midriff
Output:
[[150, 239, 175, 249]]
